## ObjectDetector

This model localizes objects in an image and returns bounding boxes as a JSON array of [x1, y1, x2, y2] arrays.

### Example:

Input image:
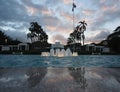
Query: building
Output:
[[18, 43, 29, 51], [84, 44, 110, 53], [51, 42, 64, 49], [0, 42, 29, 51]]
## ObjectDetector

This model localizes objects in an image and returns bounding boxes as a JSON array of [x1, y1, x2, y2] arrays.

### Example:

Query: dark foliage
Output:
[[67, 20, 87, 45], [0, 30, 21, 45], [107, 26, 120, 53], [27, 22, 48, 43], [108, 37, 120, 53]]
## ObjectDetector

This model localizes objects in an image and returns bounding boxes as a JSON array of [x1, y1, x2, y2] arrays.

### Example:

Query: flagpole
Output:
[[73, 0, 74, 31]]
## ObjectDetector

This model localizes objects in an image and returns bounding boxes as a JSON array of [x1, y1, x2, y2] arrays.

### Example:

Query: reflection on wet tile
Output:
[[26, 68, 47, 88], [68, 67, 88, 89], [0, 67, 120, 92]]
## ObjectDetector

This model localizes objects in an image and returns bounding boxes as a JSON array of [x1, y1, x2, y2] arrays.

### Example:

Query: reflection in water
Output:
[[68, 67, 88, 89], [0, 68, 120, 92], [26, 68, 47, 88]]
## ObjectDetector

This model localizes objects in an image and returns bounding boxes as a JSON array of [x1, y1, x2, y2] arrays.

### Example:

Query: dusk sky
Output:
[[0, 0, 120, 44]]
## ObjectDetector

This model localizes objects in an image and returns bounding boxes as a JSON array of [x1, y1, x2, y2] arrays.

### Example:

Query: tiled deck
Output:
[[0, 67, 120, 92]]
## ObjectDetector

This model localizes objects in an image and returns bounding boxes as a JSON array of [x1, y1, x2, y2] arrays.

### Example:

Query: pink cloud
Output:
[[62, 0, 72, 4], [51, 34, 67, 44], [46, 26, 57, 31], [102, 5, 117, 12], [25, 6, 37, 16], [82, 9, 95, 16], [46, 24, 72, 41], [41, 9, 52, 15], [60, 12, 72, 22]]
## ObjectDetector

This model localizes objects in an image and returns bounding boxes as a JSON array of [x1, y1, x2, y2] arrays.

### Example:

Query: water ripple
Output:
[[0, 55, 120, 68]]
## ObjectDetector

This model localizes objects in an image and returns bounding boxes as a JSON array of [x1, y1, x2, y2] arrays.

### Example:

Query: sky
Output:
[[0, 0, 120, 44]]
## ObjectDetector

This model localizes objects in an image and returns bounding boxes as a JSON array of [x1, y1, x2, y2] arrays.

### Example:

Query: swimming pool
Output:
[[0, 55, 120, 67]]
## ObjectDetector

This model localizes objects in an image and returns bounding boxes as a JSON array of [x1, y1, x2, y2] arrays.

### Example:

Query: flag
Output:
[[72, 3, 76, 11]]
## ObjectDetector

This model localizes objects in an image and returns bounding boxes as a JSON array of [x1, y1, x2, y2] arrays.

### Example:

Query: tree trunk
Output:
[[82, 32, 85, 46]]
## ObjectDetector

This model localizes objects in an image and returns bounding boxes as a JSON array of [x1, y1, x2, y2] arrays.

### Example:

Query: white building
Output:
[[1, 45, 10, 51], [0, 42, 29, 51], [85, 44, 110, 53], [51, 42, 64, 49], [18, 43, 29, 51], [102, 47, 110, 53]]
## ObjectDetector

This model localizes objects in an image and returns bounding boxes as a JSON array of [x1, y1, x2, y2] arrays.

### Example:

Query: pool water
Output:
[[0, 55, 120, 67]]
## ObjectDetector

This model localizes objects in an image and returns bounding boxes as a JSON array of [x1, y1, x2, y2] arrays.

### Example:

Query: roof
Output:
[[52, 42, 64, 49]]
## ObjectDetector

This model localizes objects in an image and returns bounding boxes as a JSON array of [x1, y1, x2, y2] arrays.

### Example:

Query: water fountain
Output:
[[41, 47, 78, 57], [41, 52, 50, 56], [49, 48, 74, 57], [41, 42, 78, 57], [65, 48, 73, 56]]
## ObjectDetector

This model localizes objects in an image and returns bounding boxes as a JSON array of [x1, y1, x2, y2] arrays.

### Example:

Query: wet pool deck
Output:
[[0, 67, 120, 92]]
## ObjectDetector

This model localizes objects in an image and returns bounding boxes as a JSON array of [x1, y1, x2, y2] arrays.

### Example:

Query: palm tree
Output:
[[76, 31, 82, 43], [67, 27, 81, 45], [67, 37, 75, 45], [78, 20, 87, 45]]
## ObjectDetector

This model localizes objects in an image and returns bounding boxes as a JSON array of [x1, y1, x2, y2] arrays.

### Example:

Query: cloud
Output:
[[4, 30, 28, 42], [46, 26, 57, 32], [0, 0, 27, 22], [0, 0, 120, 44], [90, 0, 120, 27], [46, 21, 73, 36], [45, 0, 61, 6], [25, 6, 38, 16], [102, 5, 117, 12], [60, 11, 72, 22], [62, 0, 72, 4], [82, 9, 95, 16], [100, 0, 106, 3], [94, 30, 110, 40], [41, 9, 52, 15], [90, 4, 120, 31], [51, 34, 67, 44], [41, 15, 60, 26], [86, 30, 110, 43]]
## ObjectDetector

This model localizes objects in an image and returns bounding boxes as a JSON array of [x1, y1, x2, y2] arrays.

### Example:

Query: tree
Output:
[[67, 20, 87, 45], [108, 37, 120, 52], [0, 29, 13, 44], [67, 20, 87, 52], [0, 29, 21, 45], [0, 30, 7, 44], [67, 37, 75, 45], [114, 26, 120, 32], [27, 22, 48, 43], [107, 26, 120, 53], [77, 20, 87, 46], [75, 27, 82, 43], [27, 33, 36, 43], [67, 27, 81, 45]]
